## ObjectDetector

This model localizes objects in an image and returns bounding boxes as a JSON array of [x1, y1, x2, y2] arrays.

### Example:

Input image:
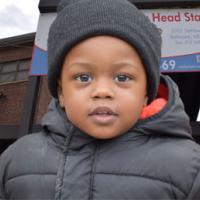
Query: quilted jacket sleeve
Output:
[[0, 154, 6, 199], [0, 143, 14, 200], [186, 169, 200, 200]]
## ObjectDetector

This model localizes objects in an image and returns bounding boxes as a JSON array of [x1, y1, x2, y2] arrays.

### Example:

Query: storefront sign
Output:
[[30, 8, 200, 75], [144, 9, 200, 72]]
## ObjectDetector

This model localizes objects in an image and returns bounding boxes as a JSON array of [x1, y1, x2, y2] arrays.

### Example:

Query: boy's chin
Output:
[[84, 129, 126, 140]]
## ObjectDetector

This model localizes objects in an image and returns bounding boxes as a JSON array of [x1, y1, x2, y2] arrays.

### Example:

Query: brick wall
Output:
[[0, 45, 33, 63], [0, 81, 28, 124], [0, 37, 33, 125], [0, 34, 35, 153]]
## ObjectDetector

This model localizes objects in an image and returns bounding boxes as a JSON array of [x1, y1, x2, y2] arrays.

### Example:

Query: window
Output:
[[0, 59, 30, 84]]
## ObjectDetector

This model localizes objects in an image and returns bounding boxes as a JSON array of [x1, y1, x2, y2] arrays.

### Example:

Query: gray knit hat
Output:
[[48, 0, 161, 103]]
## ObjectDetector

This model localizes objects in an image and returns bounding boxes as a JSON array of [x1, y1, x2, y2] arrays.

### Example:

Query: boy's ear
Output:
[[57, 80, 65, 108]]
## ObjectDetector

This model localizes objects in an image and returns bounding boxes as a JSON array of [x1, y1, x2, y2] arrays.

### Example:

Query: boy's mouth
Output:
[[89, 106, 118, 125]]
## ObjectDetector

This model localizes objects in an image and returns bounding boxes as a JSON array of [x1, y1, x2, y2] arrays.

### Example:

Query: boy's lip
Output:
[[89, 106, 118, 116], [88, 106, 118, 125]]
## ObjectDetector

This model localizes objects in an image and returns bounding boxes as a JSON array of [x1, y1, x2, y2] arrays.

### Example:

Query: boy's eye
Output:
[[114, 74, 132, 82], [75, 74, 92, 82]]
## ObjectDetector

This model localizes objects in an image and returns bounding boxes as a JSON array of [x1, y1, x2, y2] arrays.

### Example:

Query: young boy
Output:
[[1, 0, 200, 199]]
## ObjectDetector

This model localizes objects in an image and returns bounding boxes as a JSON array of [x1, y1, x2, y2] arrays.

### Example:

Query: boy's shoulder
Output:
[[1, 132, 48, 159], [0, 132, 48, 167], [0, 132, 57, 175], [144, 137, 200, 194], [145, 137, 200, 198], [0, 132, 61, 186], [147, 136, 200, 169]]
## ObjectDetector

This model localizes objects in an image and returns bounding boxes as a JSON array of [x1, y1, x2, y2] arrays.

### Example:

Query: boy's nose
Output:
[[91, 81, 114, 100]]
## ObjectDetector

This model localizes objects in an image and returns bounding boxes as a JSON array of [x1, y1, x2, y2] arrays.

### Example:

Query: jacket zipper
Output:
[[89, 141, 99, 200], [55, 134, 73, 200]]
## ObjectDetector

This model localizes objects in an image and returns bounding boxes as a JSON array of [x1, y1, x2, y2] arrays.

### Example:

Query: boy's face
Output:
[[58, 36, 147, 139]]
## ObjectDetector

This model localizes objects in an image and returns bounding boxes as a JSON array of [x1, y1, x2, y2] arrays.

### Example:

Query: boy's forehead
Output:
[[61, 37, 142, 70], [65, 60, 140, 71], [63, 36, 142, 60]]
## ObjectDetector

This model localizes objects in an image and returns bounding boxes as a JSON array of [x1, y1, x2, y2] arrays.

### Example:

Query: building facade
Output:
[[0, 33, 51, 154]]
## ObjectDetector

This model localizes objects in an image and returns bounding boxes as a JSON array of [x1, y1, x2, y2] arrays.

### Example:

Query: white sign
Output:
[[143, 9, 200, 72], [30, 8, 200, 75]]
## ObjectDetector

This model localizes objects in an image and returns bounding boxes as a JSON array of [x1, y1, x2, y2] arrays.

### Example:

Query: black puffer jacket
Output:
[[1, 75, 200, 200]]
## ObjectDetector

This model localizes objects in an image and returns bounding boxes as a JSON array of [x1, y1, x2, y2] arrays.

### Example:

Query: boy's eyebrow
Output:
[[67, 61, 138, 69], [67, 62, 96, 68], [112, 61, 139, 70]]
